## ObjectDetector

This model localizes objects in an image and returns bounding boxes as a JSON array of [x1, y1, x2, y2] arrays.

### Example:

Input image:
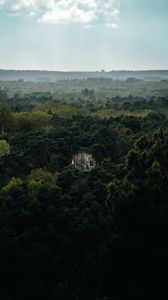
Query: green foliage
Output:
[[27, 168, 58, 195], [0, 139, 10, 157], [0, 106, 15, 133], [2, 177, 23, 192], [94, 108, 152, 118], [14, 111, 51, 130]]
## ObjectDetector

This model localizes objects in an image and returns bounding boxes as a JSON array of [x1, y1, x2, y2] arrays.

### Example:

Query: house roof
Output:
[[72, 152, 96, 171]]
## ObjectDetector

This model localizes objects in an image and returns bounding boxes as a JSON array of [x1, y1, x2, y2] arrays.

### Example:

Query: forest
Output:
[[1, 77, 168, 300]]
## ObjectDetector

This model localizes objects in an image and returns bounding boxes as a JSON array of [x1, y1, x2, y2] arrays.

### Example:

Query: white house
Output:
[[72, 152, 96, 172]]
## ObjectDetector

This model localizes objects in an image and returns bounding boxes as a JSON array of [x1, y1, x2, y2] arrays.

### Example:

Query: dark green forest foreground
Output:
[[1, 80, 168, 300]]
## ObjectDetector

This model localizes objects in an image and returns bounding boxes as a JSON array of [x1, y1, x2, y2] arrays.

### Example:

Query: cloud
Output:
[[0, 0, 120, 28], [0, 0, 5, 5]]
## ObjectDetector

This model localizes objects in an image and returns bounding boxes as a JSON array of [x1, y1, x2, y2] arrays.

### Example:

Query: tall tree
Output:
[[0, 106, 15, 134]]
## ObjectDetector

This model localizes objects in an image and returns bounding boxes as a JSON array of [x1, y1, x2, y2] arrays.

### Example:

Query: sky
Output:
[[0, 0, 168, 71]]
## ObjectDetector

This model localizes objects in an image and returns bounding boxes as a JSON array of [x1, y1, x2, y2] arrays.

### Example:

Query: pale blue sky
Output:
[[0, 0, 167, 70]]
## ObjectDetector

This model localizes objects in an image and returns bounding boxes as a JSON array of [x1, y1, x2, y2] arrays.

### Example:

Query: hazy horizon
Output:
[[1, 68, 168, 72]]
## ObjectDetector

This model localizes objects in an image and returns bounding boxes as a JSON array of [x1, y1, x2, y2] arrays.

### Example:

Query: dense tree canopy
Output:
[[0, 85, 168, 300]]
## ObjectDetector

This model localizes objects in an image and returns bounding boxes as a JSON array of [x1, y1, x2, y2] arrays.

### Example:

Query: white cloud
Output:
[[0, 0, 5, 6], [0, 0, 120, 28]]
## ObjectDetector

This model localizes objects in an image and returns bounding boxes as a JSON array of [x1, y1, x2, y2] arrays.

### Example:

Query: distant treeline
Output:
[[0, 69, 168, 82]]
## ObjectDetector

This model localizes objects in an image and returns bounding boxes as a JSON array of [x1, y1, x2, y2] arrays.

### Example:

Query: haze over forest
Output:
[[0, 69, 168, 82]]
